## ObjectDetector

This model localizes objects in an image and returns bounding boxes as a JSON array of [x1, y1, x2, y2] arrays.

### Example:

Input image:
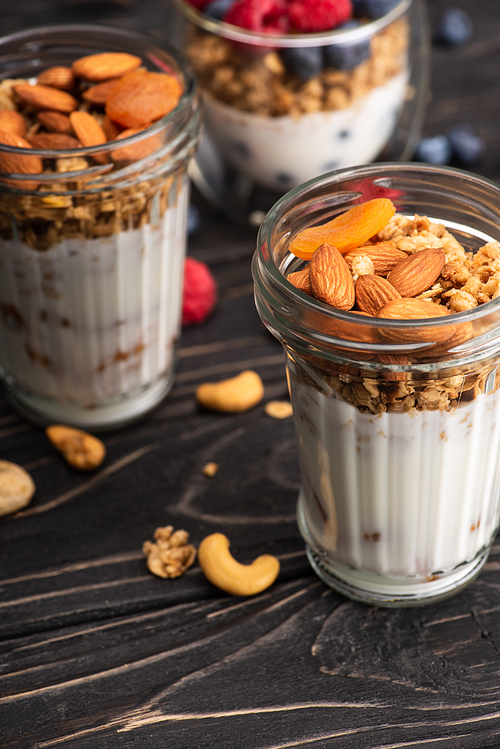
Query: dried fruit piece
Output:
[[0, 109, 26, 136], [0, 129, 43, 190], [27, 133, 81, 149], [377, 298, 454, 344], [13, 83, 78, 113], [37, 66, 76, 90], [82, 79, 119, 106], [289, 198, 396, 260], [387, 248, 446, 298], [106, 70, 183, 128], [110, 126, 162, 164], [344, 241, 407, 276], [355, 274, 401, 316], [196, 370, 264, 413], [287, 266, 312, 295], [309, 242, 355, 310], [72, 52, 142, 82], [37, 110, 74, 134], [0, 460, 35, 517], [143, 525, 197, 579], [46, 425, 106, 471], [182, 257, 218, 326]]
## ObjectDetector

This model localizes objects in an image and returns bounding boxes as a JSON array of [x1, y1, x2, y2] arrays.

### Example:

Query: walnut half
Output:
[[142, 525, 197, 579]]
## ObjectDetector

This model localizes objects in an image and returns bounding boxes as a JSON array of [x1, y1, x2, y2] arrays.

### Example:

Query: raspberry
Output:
[[185, 0, 211, 10], [224, 0, 288, 33], [182, 257, 218, 326], [288, 0, 352, 32]]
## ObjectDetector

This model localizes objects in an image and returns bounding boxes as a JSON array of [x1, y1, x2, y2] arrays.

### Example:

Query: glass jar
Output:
[[173, 0, 429, 225], [0, 25, 201, 430], [253, 162, 500, 606]]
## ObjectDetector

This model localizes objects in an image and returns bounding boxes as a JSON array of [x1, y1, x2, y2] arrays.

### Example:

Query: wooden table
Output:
[[2, 1, 500, 746]]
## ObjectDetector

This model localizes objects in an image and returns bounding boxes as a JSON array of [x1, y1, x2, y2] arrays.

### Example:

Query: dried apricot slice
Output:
[[106, 70, 183, 129], [288, 198, 396, 260]]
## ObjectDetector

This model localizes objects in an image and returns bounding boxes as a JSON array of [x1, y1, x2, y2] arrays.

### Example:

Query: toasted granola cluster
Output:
[[143, 525, 197, 579], [186, 18, 407, 117], [377, 214, 500, 311]]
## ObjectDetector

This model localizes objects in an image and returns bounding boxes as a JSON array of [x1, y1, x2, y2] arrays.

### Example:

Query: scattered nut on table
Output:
[[198, 532, 280, 596], [0, 460, 36, 517], [264, 401, 293, 419], [195, 370, 264, 413], [143, 525, 197, 579], [203, 461, 220, 478], [46, 425, 106, 471]]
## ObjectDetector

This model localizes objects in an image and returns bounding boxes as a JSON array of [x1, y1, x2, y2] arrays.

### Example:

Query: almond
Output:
[[13, 83, 78, 114], [69, 111, 107, 163], [109, 126, 162, 164], [287, 267, 312, 295], [37, 110, 74, 135], [387, 248, 446, 297], [344, 242, 407, 276], [0, 129, 43, 190], [355, 274, 400, 316], [72, 52, 142, 82], [27, 133, 81, 150], [0, 109, 26, 137], [377, 298, 454, 344], [101, 115, 122, 141], [327, 310, 378, 344], [376, 353, 409, 381], [37, 66, 75, 91], [82, 79, 119, 106], [309, 243, 355, 311]]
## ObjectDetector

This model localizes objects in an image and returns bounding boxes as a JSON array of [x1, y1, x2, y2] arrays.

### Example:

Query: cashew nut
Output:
[[46, 425, 105, 471], [195, 370, 264, 413], [0, 460, 35, 516], [198, 532, 280, 596]]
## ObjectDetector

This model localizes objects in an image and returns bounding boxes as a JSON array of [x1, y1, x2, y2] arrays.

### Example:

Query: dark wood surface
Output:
[[2, 1, 500, 747]]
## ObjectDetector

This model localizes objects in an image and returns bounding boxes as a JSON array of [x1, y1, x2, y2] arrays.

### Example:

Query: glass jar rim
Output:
[[173, 0, 411, 48], [254, 162, 500, 361], [0, 23, 199, 180]]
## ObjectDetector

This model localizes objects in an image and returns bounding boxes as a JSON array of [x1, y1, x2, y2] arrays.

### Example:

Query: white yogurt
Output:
[[291, 376, 500, 592], [201, 69, 408, 192], [0, 173, 189, 429]]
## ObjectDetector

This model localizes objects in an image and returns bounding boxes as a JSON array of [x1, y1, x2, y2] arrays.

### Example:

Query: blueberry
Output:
[[205, 0, 235, 20], [280, 47, 323, 81], [352, 0, 400, 19], [413, 135, 452, 165], [438, 8, 473, 46], [338, 129, 351, 139], [323, 21, 370, 71], [275, 172, 295, 185], [230, 140, 252, 160], [187, 203, 201, 237], [323, 160, 340, 171], [448, 124, 485, 167]]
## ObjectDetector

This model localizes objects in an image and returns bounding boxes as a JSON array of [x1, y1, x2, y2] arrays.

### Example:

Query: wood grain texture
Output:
[[2, 1, 500, 747]]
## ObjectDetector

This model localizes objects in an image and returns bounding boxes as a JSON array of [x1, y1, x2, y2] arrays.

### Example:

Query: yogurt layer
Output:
[[202, 68, 408, 192], [291, 376, 500, 583], [0, 173, 189, 426]]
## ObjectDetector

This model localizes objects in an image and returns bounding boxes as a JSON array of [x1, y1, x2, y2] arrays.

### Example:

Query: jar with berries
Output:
[[173, 0, 430, 224]]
